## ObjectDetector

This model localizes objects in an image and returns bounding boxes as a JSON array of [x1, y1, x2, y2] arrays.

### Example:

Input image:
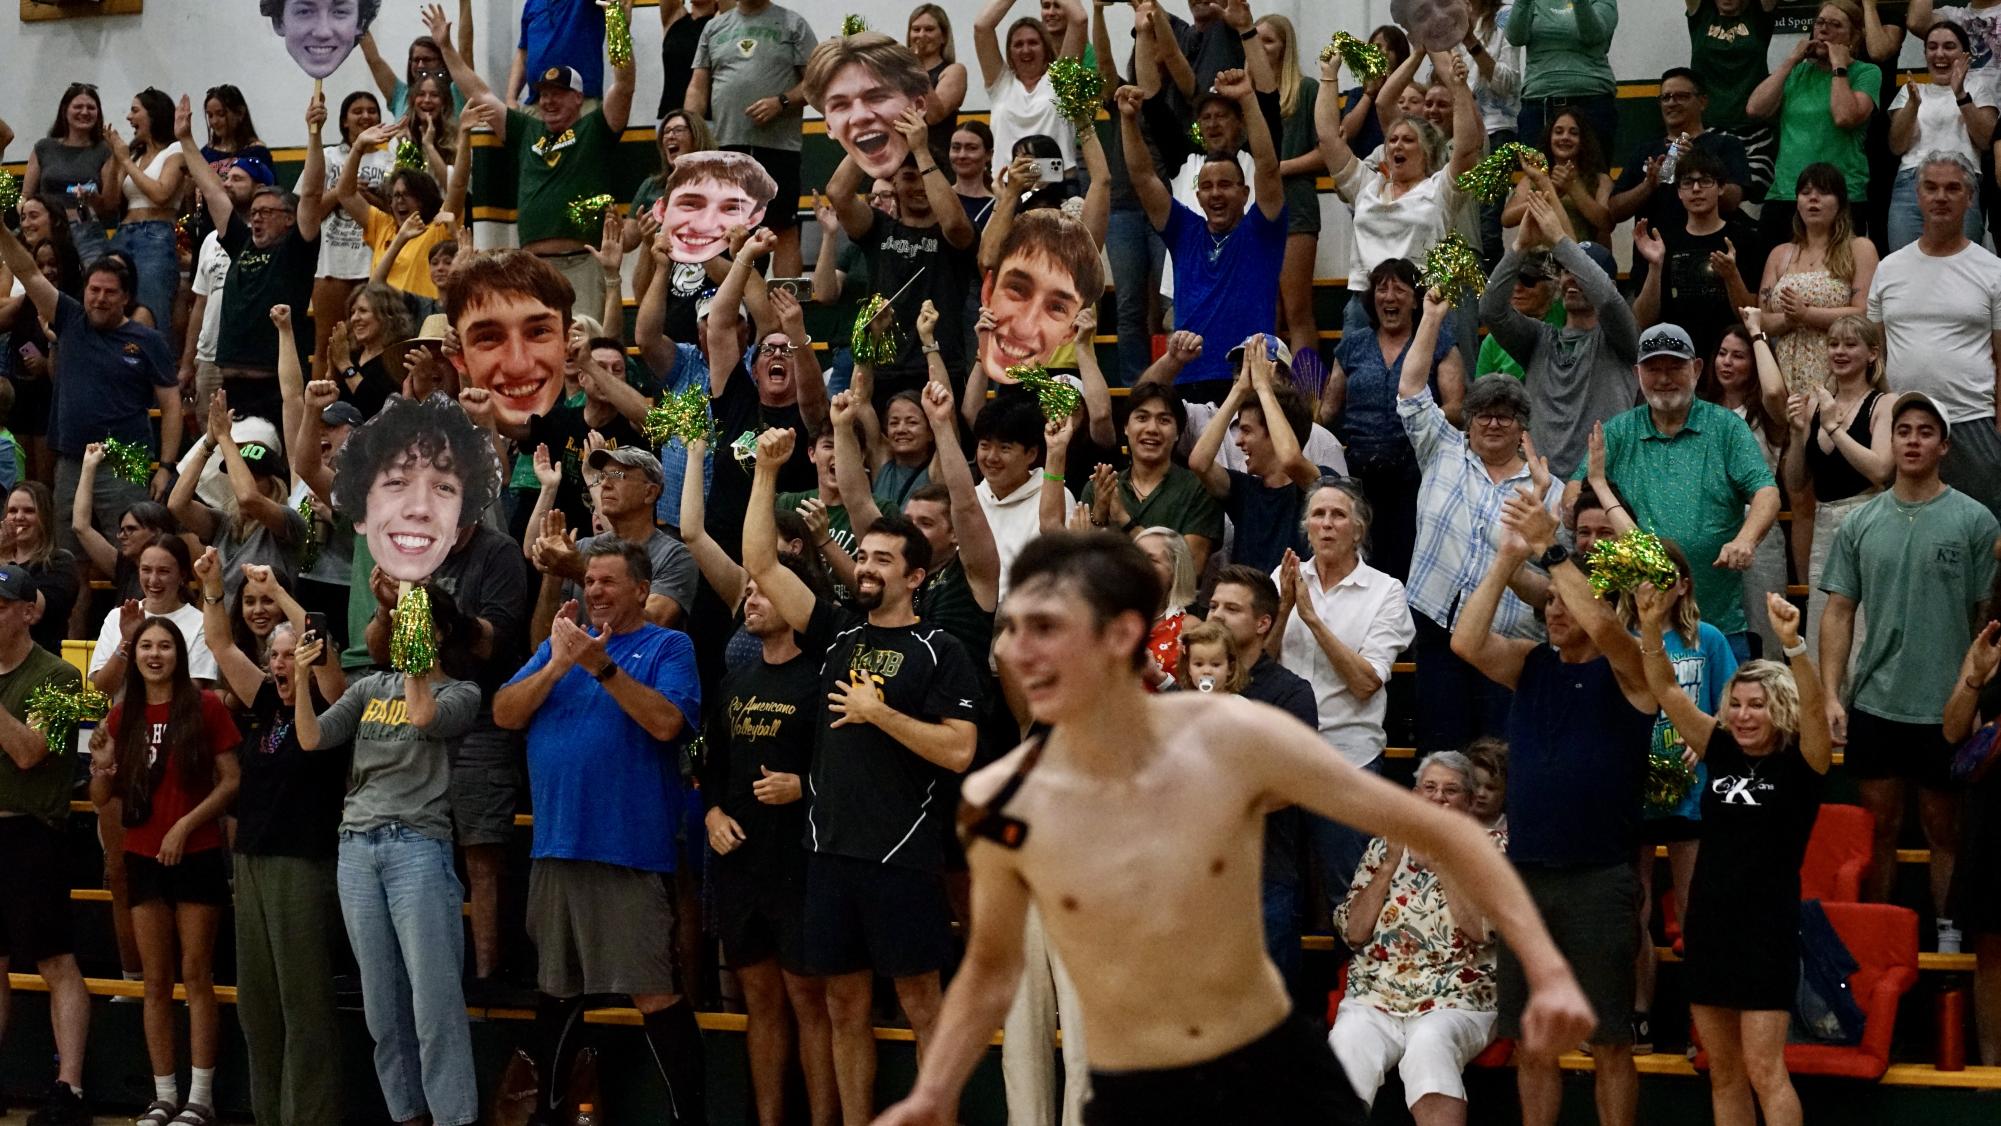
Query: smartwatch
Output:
[[593, 661, 620, 684], [1535, 543, 1571, 571]]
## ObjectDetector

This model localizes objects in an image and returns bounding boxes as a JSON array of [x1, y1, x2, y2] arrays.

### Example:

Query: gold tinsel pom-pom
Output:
[[298, 495, 322, 571], [606, 0, 635, 67], [1586, 528, 1679, 597], [840, 13, 868, 36], [0, 168, 20, 214], [101, 436, 154, 487], [1008, 365, 1081, 422], [1644, 747, 1698, 815], [1420, 232, 1487, 306], [1320, 32, 1388, 83], [24, 683, 109, 756], [390, 586, 437, 676], [644, 383, 713, 446], [1455, 142, 1548, 203], [567, 194, 615, 238], [393, 139, 426, 173], [850, 294, 900, 366], [1048, 58, 1104, 129]]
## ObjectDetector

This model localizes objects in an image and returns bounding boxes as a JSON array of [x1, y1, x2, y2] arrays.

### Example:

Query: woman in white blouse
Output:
[[974, 0, 1087, 176]]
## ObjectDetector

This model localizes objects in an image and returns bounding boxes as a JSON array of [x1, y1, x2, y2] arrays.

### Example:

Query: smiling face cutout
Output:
[[657, 151, 777, 263], [266, 0, 374, 80], [805, 33, 935, 182], [978, 210, 1105, 385]]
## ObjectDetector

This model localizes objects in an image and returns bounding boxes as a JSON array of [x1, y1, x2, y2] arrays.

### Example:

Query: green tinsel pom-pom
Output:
[[24, 683, 109, 756], [605, 0, 634, 67], [102, 437, 154, 487], [1048, 57, 1104, 129], [1644, 747, 1698, 815], [390, 586, 437, 676], [840, 13, 868, 35], [298, 495, 322, 572], [850, 294, 901, 366], [567, 193, 615, 239], [1455, 142, 1548, 203], [393, 139, 426, 173], [1586, 528, 1680, 597], [1320, 31, 1388, 84], [1008, 365, 1081, 422], [1188, 121, 1204, 150], [644, 383, 713, 446], [1420, 232, 1487, 307], [0, 169, 20, 214]]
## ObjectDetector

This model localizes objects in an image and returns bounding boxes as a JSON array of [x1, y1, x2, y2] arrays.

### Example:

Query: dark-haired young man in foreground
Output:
[[871, 531, 1595, 1126]]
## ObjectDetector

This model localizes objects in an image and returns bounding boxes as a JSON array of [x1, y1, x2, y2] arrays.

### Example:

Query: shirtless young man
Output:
[[872, 532, 1597, 1125]]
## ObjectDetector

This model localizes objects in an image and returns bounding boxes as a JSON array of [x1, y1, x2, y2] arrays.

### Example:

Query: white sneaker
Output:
[[1938, 919, 1964, 955]]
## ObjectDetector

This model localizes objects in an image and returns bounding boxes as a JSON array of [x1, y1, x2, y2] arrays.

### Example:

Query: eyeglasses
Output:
[[1813, 17, 1848, 30], [600, 468, 632, 482], [1471, 413, 1520, 428], [248, 206, 294, 219], [1657, 91, 1698, 104], [760, 341, 804, 357], [1677, 175, 1717, 189]]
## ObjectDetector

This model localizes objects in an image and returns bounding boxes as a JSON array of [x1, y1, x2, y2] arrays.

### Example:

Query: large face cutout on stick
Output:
[[334, 393, 501, 584], [263, 0, 378, 80], [656, 151, 778, 263], [1391, 0, 1470, 53], [808, 35, 933, 181], [979, 210, 1106, 385]]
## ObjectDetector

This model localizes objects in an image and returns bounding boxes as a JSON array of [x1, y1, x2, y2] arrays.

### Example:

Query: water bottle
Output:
[[573, 1103, 599, 1126], [1937, 985, 1967, 1071], [1659, 133, 1690, 185]]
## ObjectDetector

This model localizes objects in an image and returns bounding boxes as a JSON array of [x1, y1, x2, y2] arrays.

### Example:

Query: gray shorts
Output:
[[448, 721, 520, 848], [527, 858, 681, 998], [1496, 863, 1639, 1047], [1942, 415, 2001, 522]]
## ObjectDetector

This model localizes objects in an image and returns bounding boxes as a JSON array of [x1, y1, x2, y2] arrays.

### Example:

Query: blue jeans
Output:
[[337, 825, 478, 1126], [110, 219, 177, 327], [1310, 755, 1384, 914], [1887, 165, 1986, 253], [1107, 205, 1166, 385]]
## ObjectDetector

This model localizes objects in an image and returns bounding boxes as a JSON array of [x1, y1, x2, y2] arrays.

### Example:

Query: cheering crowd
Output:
[[6, 0, 2001, 1124]]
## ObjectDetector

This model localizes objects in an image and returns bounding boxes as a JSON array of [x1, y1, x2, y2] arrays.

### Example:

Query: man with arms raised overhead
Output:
[[871, 532, 1594, 1125]]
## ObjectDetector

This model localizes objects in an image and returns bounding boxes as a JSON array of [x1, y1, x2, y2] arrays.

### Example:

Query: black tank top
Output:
[[926, 60, 957, 160], [1806, 389, 1882, 503]]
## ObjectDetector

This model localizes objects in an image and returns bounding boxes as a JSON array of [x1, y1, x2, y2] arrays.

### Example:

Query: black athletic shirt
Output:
[[805, 600, 983, 872], [702, 641, 820, 877]]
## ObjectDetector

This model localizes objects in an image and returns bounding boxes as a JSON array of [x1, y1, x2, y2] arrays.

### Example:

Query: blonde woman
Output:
[[908, 2, 969, 157]]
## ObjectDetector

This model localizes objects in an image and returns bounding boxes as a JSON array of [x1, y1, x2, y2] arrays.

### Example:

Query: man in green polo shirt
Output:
[[1080, 382, 1226, 573], [1565, 323, 1778, 659], [429, 4, 634, 318]]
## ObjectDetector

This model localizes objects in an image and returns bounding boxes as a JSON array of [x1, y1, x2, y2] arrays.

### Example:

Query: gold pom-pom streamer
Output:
[[1644, 746, 1698, 815], [389, 585, 437, 676], [24, 683, 109, 756], [1454, 142, 1547, 203], [1187, 121, 1204, 151], [850, 294, 900, 366], [1008, 365, 1081, 422], [644, 383, 713, 446], [102, 436, 154, 487], [840, 13, 868, 36], [567, 193, 615, 239], [1420, 232, 1486, 306], [393, 139, 426, 173], [0, 168, 20, 214], [1320, 32, 1388, 84], [298, 495, 322, 571], [606, 0, 635, 67], [1048, 57, 1104, 129], [1585, 528, 1679, 597]]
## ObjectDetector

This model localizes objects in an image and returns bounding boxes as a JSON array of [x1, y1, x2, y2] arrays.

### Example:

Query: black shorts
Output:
[[800, 851, 953, 978], [713, 852, 808, 974], [1843, 709, 1956, 789], [125, 848, 231, 907], [1498, 863, 1639, 1047], [1643, 815, 1703, 845], [725, 146, 801, 231], [0, 816, 75, 963], [1084, 1011, 1366, 1126]]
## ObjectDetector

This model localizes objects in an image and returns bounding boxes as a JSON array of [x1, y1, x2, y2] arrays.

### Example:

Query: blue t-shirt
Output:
[[1161, 200, 1287, 385], [46, 294, 178, 458], [653, 343, 715, 531], [1332, 321, 1458, 457], [508, 623, 702, 872], [1650, 621, 1738, 822], [0, 430, 17, 491], [1224, 463, 1337, 576], [519, 0, 607, 102]]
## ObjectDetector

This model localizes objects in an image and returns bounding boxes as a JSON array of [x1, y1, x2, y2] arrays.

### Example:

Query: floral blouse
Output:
[[1331, 829, 1507, 1015]]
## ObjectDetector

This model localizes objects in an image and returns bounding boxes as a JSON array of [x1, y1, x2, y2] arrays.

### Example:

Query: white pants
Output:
[[1806, 490, 1869, 676], [1002, 906, 1088, 1126], [1327, 1000, 1496, 1108]]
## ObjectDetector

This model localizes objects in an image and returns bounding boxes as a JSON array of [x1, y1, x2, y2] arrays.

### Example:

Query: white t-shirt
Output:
[[1889, 78, 2001, 171], [88, 601, 220, 683], [192, 231, 231, 364], [299, 142, 394, 280], [987, 71, 1077, 174], [1868, 240, 2001, 423], [1182, 400, 1350, 476], [1334, 163, 1462, 291]]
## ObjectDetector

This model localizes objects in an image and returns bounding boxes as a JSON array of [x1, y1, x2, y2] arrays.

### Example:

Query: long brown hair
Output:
[[1699, 324, 1779, 444], [113, 617, 208, 822], [6, 483, 60, 569], [1790, 163, 1858, 283]]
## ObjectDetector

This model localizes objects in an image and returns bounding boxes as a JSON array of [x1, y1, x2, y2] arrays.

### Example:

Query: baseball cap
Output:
[[1517, 250, 1558, 283], [1636, 323, 1698, 363], [1891, 390, 1951, 440], [0, 564, 36, 604], [1226, 333, 1294, 373], [223, 156, 276, 187], [534, 66, 585, 94], [321, 401, 365, 429], [236, 441, 290, 481], [587, 445, 665, 485], [1571, 241, 1618, 283]]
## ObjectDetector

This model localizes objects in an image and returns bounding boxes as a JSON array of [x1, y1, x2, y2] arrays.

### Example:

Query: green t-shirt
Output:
[[1477, 302, 1567, 379], [775, 489, 856, 558], [1820, 486, 2000, 723], [506, 108, 621, 245], [0, 645, 85, 827], [1082, 463, 1226, 547], [1575, 398, 1775, 635], [1508, 0, 1618, 100], [1686, 0, 1775, 131], [1768, 61, 1881, 203]]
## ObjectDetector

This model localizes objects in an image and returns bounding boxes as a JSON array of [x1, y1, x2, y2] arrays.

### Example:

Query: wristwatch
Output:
[[593, 661, 620, 684], [1831, 66, 1850, 78], [1534, 543, 1570, 571], [776, 93, 792, 110], [1238, 27, 1257, 40]]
